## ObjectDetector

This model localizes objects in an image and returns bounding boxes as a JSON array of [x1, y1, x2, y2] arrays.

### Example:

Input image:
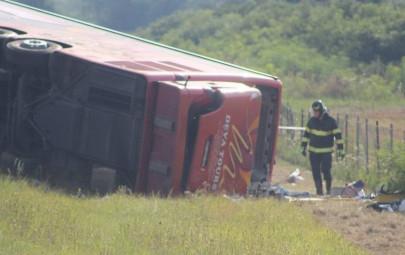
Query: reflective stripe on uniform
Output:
[[306, 128, 333, 136], [308, 146, 334, 153], [332, 129, 341, 134]]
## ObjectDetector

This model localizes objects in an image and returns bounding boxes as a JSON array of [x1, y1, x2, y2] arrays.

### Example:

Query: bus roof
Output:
[[0, 0, 278, 80]]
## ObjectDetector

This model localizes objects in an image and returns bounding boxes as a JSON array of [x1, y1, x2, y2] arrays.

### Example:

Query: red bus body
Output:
[[0, 0, 282, 195]]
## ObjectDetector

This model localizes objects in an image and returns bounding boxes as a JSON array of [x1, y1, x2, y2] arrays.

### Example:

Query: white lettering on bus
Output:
[[212, 114, 231, 191]]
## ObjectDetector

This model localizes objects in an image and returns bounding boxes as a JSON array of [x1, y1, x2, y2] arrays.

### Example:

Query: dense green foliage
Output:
[[376, 144, 405, 191], [15, 0, 232, 30], [0, 177, 367, 255], [138, 0, 405, 100], [332, 144, 405, 192], [15, 0, 405, 101]]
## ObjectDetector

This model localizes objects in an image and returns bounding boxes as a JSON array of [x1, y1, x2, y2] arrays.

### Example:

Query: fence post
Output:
[[376, 121, 380, 150], [345, 114, 349, 157], [289, 109, 295, 140], [337, 113, 340, 127], [376, 121, 380, 172], [307, 111, 311, 122], [403, 130, 405, 144], [300, 109, 304, 139], [285, 108, 289, 137], [389, 123, 394, 152], [356, 116, 360, 169], [365, 119, 369, 174]]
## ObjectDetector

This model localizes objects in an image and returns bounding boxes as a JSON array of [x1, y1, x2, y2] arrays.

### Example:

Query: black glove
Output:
[[301, 147, 307, 157]]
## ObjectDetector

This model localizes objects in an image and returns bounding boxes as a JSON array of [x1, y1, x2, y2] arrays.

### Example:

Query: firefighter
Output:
[[301, 100, 344, 195]]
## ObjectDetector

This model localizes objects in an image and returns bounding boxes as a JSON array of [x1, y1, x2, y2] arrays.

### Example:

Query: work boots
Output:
[[315, 179, 323, 196], [326, 179, 332, 195]]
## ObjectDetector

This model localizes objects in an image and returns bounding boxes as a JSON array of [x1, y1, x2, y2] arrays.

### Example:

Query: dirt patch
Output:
[[272, 160, 314, 192], [298, 200, 405, 255], [272, 159, 345, 194], [273, 159, 405, 255]]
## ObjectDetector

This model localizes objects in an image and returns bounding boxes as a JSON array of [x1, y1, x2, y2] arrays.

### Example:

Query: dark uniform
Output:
[[301, 101, 344, 195]]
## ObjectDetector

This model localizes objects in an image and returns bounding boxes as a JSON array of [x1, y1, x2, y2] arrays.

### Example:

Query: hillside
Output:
[[138, 0, 405, 103], [15, 0, 234, 30], [15, 0, 405, 105]]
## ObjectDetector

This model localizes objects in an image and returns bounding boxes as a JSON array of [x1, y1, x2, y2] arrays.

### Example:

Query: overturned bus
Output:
[[0, 0, 282, 195]]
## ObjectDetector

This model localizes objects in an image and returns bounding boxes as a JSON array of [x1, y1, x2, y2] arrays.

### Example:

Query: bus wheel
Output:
[[0, 28, 18, 66], [5, 39, 62, 74]]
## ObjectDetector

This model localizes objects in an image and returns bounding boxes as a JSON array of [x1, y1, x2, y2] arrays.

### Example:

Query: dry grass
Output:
[[336, 106, 405, 128], [298, 200, 405, 255], [0, 176, 367, 255]]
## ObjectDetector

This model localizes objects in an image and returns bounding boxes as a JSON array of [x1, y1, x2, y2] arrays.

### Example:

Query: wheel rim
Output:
[[20, 39, 49, 50]]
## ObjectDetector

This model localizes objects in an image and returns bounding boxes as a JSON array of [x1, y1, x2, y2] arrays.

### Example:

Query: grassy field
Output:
[[0, 176, 368, 255], [283, 98, 405, 138]]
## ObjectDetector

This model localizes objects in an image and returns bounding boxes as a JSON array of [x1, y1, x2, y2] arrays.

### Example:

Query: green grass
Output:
[[277, 132, 405, 192], [0, 177, 367, 255], [282, 96, 405, 116]]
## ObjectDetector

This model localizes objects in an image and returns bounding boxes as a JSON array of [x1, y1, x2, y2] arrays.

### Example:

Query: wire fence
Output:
[[279, 105, 405, 174]]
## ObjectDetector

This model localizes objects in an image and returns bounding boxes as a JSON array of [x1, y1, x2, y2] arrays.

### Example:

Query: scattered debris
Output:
[[367, 185, 405, 213], [330, 187, 345, 196], [341, 180, 366, 199], [287, 197, 325, 202], [248, 182, 310, 198], [286, 168, 304, 184], [248, 179, 405, 215], [375, 185, 405, 203], [268, 184, 310, 198], [329, 181, 366, 199], [368, 200, 405, 213], [399, 200, 405, 213]]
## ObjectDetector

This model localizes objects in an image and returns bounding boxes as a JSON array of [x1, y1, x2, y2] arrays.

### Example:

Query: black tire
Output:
[[90, 167, 117, 195], [0, 28, 17, 45], [4, 39, 62, 74], [0, 28, 18, 66]]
